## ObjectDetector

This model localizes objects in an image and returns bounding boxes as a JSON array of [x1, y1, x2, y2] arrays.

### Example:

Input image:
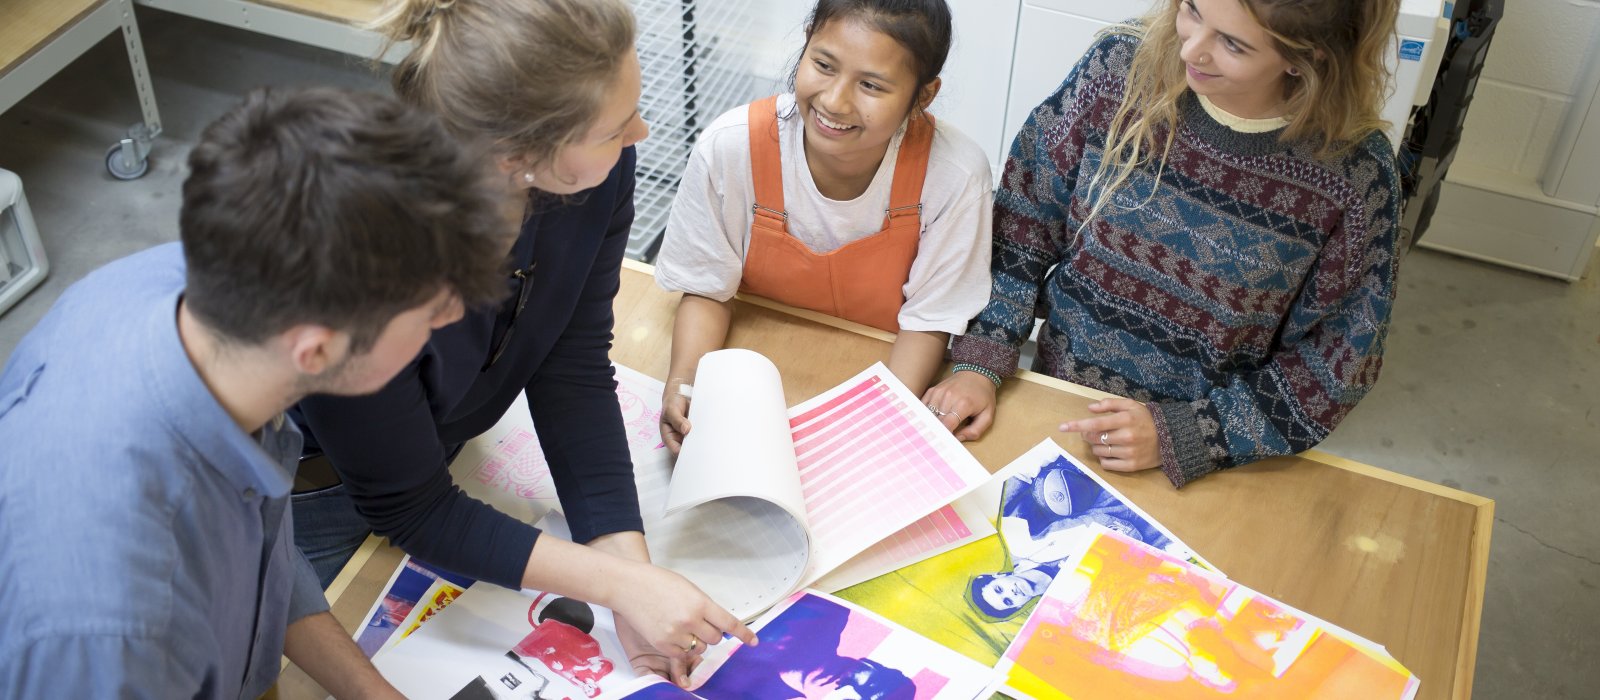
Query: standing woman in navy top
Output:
[[289, 0, 754, 685]]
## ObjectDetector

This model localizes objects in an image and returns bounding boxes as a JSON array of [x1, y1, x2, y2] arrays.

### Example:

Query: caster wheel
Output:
[[106, 143, 149, 180]]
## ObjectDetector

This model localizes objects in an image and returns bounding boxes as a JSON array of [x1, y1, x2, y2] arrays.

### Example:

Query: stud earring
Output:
[[1287, 67, 1301, 77], [521, 172, 536, 185]]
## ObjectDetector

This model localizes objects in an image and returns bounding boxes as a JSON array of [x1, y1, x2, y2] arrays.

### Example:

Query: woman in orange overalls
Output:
[[654, 0, 994, 452]]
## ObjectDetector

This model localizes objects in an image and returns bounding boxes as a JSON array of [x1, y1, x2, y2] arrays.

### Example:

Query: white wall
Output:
[[747, 1, 810, 86], [1451, 0, 1600, 187], [1415, 2, 1600, 279], [740, 0, 1020, 170]]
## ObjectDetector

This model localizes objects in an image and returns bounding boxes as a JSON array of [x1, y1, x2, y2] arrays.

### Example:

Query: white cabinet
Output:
[[1000, 1, 1157, 170], [930, 0, 1021, 173]]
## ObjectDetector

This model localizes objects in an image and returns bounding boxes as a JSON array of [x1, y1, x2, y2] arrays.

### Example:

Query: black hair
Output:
[[794, 0, 953, 93]]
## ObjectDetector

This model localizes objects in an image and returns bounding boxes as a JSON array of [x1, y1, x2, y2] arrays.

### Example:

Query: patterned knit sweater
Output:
[[951, 31, 1402, 488]]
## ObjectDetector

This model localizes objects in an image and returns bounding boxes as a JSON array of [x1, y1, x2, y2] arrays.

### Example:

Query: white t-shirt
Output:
[[655, 93, 994, 334]]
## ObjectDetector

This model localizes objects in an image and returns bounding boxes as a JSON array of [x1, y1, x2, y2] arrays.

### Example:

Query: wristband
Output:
[[952, 363, 1003, 388]]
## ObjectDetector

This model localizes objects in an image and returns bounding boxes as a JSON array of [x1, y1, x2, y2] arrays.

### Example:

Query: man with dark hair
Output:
[[0, 86, 512, 698]]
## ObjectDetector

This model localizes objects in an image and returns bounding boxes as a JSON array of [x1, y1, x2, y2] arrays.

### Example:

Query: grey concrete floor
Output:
[[1, 7, 1597, 699]]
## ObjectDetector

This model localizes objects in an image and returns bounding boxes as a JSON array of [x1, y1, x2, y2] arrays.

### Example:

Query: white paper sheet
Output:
[[373, 583, 635, 700], [668, 349, 809, 526]]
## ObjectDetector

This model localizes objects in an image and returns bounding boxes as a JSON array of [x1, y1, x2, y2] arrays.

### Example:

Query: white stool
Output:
[[0, 169, 49, 317]]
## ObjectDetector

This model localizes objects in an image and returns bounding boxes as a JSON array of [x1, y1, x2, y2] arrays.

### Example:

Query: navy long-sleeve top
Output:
[[293, 149, 643, 589]]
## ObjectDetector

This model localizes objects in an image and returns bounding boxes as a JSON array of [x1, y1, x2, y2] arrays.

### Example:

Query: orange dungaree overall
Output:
[[737, 95, 934, 333]]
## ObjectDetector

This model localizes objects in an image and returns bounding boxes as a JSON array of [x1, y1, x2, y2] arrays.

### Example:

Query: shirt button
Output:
[[243, 488, 257, 501]]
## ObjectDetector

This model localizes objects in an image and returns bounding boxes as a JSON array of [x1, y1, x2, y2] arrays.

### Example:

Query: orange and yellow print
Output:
[[1000, 530, 1418, 700]]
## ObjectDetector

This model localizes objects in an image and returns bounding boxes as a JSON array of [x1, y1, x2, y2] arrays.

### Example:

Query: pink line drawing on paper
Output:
[[468, 428, 554, 501], [463, 369, 664, 503], [615, 377, 666, 457]]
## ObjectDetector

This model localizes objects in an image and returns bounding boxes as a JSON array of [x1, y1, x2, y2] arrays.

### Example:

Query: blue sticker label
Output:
[[1400, 39, 1425, 61]]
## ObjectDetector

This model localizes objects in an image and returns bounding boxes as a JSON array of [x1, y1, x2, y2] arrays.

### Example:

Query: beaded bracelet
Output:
[[952, 362, 1003, 388]]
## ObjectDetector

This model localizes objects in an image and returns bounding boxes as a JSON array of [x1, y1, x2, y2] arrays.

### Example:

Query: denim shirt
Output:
[[0, 243, 328, 698]]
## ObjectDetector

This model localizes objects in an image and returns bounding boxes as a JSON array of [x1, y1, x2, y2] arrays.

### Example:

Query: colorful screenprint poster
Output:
[[374, 586, 631, 699], [691, 590, 994, 700], [838, 439, 1202, 665], [355, 556, 477, 657], [998, 529, 1419, 700]]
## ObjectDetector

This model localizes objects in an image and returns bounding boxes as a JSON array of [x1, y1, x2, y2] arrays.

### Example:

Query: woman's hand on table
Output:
[[614, 616, 672, 682], [660, 378, 692, 455], [610, 561, 757, 688], [921, 370, 998, 441], [1060, 398, 1160, 473]]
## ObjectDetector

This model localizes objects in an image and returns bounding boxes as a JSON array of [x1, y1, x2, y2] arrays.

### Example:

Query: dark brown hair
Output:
[[180, 86, 511, 352]]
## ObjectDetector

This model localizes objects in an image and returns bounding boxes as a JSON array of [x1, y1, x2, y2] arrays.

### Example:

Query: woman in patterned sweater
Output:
[[922, 0, 1404, 487]]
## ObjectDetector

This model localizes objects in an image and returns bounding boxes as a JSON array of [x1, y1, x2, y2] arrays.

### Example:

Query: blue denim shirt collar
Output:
[[139, 287, 297, 501]]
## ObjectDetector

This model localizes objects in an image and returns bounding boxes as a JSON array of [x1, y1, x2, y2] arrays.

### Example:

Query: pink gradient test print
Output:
[[869, 504, 974, 566], [790, 374, 975, 563]]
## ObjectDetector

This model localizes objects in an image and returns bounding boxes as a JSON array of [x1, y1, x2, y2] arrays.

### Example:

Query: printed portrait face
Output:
[[980, 572, 1040, 616]]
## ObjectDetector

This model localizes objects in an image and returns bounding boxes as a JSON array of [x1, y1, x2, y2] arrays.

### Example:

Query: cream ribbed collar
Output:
[[1196, 94, 1290, 134]]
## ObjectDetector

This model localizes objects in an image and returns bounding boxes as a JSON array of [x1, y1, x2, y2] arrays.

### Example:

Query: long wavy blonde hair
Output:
[[1082, 0, 1399, 229]]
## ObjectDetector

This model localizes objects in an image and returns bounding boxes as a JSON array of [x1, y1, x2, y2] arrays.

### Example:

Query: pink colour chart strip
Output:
[[790, 375, 881, 431], [788, 376, 968, 548], [880, 505, 973, 562]]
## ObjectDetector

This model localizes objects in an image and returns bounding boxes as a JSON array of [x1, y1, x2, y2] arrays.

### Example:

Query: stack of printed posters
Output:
[[367, 584, 995, 700], [356, 361, 1419, 699], [836, 438, 1209, 666]]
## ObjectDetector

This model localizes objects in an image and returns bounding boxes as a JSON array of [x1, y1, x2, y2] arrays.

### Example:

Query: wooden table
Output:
[[277, 260, 1493, 700]]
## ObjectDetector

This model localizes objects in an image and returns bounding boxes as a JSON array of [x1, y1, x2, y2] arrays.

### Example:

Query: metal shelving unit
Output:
[[630, 0, 763, 261], [0, 0, 164, 180], [135, 0, 761, 262]]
